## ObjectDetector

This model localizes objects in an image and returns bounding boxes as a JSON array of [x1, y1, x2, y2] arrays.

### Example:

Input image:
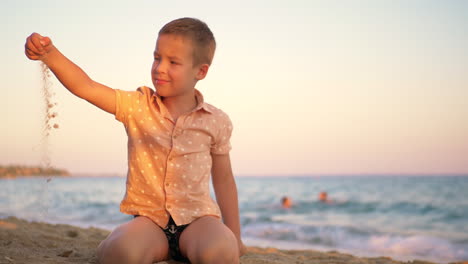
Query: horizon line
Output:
[[64, 173, 468, 178]]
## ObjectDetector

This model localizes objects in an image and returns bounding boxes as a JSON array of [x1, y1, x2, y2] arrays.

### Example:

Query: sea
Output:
[[1, 175, 467, 263]]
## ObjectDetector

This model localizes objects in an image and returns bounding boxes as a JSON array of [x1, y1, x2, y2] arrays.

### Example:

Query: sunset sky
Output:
[[2, 0, 467, 176]]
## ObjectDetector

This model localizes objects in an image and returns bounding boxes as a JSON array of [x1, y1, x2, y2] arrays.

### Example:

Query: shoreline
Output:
[[1, 216, 465, 264], [0, 165, 70, 178]]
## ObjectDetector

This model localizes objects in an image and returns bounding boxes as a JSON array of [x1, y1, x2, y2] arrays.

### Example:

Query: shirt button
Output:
[[166, 183, 170, 187], [167, 205, 171, 209]]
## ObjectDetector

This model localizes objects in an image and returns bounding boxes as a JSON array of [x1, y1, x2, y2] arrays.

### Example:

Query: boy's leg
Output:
[[179, 216, 239, 264], [97, 216, 169, 264]]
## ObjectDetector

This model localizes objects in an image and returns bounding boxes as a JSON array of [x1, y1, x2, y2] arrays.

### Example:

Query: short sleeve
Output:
[[115, 87, 150, 125], [211, 114, 233, 155], [115, 90, 124, 123]]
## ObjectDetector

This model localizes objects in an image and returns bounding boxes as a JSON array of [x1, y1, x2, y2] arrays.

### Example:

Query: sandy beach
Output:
[[2, 216, 464, 264]]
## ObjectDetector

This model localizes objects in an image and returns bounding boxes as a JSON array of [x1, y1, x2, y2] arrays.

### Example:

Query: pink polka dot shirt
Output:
[[114, 86, 232, 227]]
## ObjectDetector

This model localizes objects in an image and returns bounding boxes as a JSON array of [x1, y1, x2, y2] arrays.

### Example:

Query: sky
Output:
[[2, 0, 468, 176]]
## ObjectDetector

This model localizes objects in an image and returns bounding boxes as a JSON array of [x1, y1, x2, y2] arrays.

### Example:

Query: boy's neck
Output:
[[161, 89, 197, 122]]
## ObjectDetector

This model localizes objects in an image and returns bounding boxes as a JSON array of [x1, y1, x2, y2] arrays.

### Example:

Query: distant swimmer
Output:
[[317, 191, 346, 204], [281, 196, 293, 209], [318, 191, 332, 204]]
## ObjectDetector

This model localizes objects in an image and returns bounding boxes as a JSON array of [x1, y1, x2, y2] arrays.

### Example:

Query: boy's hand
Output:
[[239, 240, 248, 256], [25, 33, 54, 61]]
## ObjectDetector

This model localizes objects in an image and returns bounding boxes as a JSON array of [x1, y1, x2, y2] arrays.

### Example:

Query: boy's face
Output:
[[152, 34, 206, 98]]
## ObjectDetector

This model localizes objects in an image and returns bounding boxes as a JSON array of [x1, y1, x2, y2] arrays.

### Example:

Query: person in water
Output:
[[281, 196, 293, 209], [318, 191, 331, 203]]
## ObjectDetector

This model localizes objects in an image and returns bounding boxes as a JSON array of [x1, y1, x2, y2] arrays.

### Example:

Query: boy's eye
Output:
[[154, 57, 160, 61]]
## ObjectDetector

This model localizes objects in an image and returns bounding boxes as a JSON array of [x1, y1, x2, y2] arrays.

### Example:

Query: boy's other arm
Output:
[[211, 153, 247, 256], [25, 33, 116, 115]]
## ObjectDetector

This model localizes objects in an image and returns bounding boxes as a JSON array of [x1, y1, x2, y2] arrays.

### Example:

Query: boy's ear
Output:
[[195, 64, 210, 80]]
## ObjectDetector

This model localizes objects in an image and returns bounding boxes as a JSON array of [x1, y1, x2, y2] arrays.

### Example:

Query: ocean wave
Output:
[[242, 221, 468, 263]]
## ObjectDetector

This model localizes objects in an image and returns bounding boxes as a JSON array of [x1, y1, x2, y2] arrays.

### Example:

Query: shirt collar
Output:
[[152, 88, 213, 115], [193, 89, 213, 114]]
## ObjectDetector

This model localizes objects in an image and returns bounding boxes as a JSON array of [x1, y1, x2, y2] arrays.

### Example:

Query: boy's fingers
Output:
[[25, 48, 36, 56], [25, 35, 40, 54], [25, 48, 39, 60], [30, 33, 45, 51], [25, 33, 52, 59], [25, 36, 44, 60]]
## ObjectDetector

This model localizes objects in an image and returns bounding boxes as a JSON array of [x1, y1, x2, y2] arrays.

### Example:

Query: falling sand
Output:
[[39, 62, 59, 216], [40, 62, 59, 169]]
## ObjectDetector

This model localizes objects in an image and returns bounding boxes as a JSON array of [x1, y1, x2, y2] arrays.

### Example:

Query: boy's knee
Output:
[[192, 239, 239, 264], [97, 238, 142, 264]]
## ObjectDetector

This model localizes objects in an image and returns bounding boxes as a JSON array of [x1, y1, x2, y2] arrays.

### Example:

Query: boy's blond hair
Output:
[[159, 17, 216, 66]]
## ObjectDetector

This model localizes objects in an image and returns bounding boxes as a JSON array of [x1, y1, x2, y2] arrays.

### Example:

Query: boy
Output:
[[25, 17, 246, 264]]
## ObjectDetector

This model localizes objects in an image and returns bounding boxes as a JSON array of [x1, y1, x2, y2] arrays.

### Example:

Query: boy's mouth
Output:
[[156, 79, 169, 85]]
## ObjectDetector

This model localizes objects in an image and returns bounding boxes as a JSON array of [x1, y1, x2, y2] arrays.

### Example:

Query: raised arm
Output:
[[211, 153, 247, 256], [25, 33, 116, 115]]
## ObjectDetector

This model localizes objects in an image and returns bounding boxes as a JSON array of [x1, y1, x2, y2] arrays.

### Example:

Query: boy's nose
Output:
[[154, 61, 167, 74]]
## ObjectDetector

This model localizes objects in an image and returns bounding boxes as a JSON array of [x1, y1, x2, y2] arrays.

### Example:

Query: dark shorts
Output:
[[134, 215, 189, 262], [163, 216, 189, 262]]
